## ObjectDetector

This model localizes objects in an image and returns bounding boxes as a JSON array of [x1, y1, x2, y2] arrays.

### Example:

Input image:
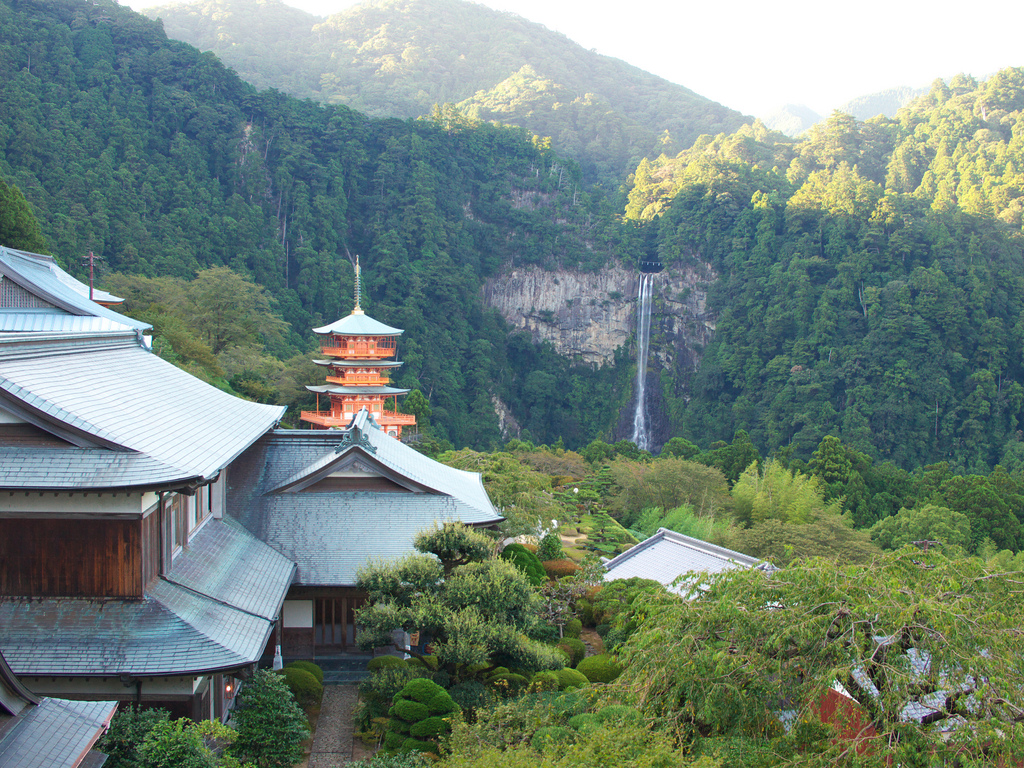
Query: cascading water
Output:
[[630, 271, 655, 451]]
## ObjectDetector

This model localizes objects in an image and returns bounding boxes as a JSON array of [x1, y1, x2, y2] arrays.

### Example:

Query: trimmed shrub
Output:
[[406, 655, 439, 671], [556, 637, 585, 667], [279, 667, 323, 708], [538, 532, 564, 561], [390, 699, 429, 722], [568, 713, 600, 733], [385, 678, 458, 755], [285, 660, 324, 684], [552, 647, 571, 666], [595, 704, 640, 724], [488, 673, 529, 697], [595, 623, 611, 638], [531, 725, 575, 752], [576, 654, 622, 684], [500, 544, 546, 586], [426, 691, 458, 715], [542, 559, 581, 579], [410, 716, 450, 739], [528, 670, 559, 692], [555, 668, 589, 690], [564, 618, 583, 639], [401, 738, 437, 754], [368, 655, 408, 672]]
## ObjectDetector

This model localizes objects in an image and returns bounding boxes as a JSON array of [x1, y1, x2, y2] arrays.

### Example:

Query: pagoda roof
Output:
[[313, 359, 404, 368], [306, 385, 410, 395], [312, 311, 403, 337], [227, 410, 501, 587]]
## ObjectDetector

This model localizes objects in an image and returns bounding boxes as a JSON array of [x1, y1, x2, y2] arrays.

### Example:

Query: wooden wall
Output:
[[0, 517, 144, 597]]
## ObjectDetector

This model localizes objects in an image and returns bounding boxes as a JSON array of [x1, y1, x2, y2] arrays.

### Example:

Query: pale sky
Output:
[[138, 0, 1024, 118]]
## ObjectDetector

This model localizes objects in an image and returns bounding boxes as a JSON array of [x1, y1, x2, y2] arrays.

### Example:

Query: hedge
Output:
[[278, 667, 323, 708], [284, 661, 324, 684], [368, 655, 408, 672], [555, 668, 589, 690], [556, 637, 585, 667], [542, 559, 581, 579]]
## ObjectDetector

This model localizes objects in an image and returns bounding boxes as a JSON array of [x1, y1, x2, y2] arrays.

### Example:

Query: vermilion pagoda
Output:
[[300, 261, 416, 437]]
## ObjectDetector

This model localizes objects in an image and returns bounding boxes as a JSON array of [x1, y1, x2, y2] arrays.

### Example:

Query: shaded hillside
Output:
[[144, 0, 747, 182], [0, 0, 633, 450]]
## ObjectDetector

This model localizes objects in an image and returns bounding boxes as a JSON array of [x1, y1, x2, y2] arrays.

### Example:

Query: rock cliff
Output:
[[483, 261, 717, 446]]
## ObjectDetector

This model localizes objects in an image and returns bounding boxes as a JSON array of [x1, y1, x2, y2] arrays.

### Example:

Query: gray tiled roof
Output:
[[0, 343, 285, 487], [0, 520, 293, 677], [0, 312, 139, 335], [0, 697, 117, 768], [228, 413, 501, 586], [312, 312, 403, 336], [603, 528, 766, 595], [0, 247, 147, 332], [0, 448, 188, 490]]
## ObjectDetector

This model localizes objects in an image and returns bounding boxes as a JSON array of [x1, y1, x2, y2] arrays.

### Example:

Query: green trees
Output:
[[230, 669, 310, 767], [618, 549, 1024, 765], [356, 528, 562, 681], [0, 177, 48, 252]]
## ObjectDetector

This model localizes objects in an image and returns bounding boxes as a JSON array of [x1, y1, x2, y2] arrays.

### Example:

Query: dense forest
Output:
[[0, 0, 638, 448], [144, 0, 748, 183], [632, 74, 1024, 474], [5, 0, 1024, 482]]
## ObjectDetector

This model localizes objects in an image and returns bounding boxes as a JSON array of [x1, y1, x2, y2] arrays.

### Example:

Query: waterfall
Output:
[[630, 272, 654, 451]]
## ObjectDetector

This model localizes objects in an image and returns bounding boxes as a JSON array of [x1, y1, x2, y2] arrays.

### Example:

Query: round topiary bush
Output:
[[528, 670, 560, 692], [278, 666, 323, 708], [488, 673, 529, 697], [576, 654, 622, 684], [285, 660, 324, 685], [568, 713, 599, 734], [556, 637, 586, 667], [500, 544, 546, 586], [406, 655, 439, 671], [564, 618, 583, 639], [368, 655, 408, 672], [385, 678, 459, 755], [555, 668, 589, 690], [530, 725, 575, 752], [576, 599, 595, 627]]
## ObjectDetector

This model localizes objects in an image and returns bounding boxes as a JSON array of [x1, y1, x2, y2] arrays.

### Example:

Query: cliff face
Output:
[[483, 262, 717, 446]]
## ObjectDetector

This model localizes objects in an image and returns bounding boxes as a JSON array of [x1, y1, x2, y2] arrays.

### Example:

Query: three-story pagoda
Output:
[[300, 261, 417, 437]]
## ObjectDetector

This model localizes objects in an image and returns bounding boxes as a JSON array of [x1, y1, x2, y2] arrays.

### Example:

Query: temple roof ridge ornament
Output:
[[335, 423, 377, 454], [352, 256, 364, 316]]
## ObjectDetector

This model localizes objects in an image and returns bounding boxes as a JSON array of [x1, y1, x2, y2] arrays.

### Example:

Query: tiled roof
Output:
[[312, 312, 403, 336], [0, 697, 117, 768], [0, 247, 147, 333], [603, 528, 767, 595], [0, 520, 293, 677], [0, 447, 188, 490], [0, 343, 285, 487], [228, 413, 501, 586]]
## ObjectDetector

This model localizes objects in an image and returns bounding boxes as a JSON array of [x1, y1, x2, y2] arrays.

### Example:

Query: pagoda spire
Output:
[[353, 256, 364, 315]]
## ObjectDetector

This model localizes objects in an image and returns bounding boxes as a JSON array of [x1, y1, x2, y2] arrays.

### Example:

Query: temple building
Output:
[[301, 260, 416, 438], [0, 246, 502, 706]]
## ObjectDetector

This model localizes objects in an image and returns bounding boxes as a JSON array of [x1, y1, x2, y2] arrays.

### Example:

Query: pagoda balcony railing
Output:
[[320, 346, 395, 359], [300, 410, 417, 426], [379, 411, 417, 425], [325, 374, 390, 385]]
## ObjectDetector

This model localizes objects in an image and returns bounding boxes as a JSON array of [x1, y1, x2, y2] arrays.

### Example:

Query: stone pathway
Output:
[[308, 685, 359, 768]]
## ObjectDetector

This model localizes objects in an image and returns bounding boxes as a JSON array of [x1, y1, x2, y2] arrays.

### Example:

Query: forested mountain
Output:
[[627, 71, 1024, 473], [143, 0, 748, 183], [0, 0, 634, 448]]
